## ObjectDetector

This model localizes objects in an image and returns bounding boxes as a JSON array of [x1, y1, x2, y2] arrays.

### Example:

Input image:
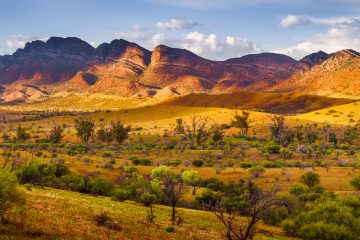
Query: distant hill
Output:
[[0, 36, 360, 103], [161, 92, 355, 114]]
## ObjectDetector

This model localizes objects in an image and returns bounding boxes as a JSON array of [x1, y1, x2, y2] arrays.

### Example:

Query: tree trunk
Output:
[[172, 205, 176, 222]]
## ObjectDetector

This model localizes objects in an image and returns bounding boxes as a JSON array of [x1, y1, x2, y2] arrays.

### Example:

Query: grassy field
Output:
[[295, 101, 360, 124], [1, 187, 295, 240]]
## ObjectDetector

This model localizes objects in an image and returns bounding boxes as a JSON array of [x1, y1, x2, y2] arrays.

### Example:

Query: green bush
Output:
[[301, 172, 320, 188], [248, 166, 265, 178], [112, 188, 132, 201], [88, 178, 114, 196], [283, 198, 360, 240], [239, 161, 253, 169]]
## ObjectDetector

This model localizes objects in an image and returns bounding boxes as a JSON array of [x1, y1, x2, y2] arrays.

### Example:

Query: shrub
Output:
[[350, 175, 360, 190], [300, 172, 320, 188], [112, 188, 132, 201], [240, 161, 253, 169], [94, 211, 112, 226], [60, 174, 85, 192], [289, 183, 306, 196], [268, 144, 281, 153], [192, 160, 204, 167], [282, 199, 360, 240], [88, 178, 114, 196], [165, 226, 175, 232], [248, 166, 265, 178], [0, 170, 24, 222], [24, 183, 33, 191]]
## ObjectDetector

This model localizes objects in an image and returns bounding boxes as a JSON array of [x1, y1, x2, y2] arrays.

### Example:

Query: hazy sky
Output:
[[1, 0, 360, 59]]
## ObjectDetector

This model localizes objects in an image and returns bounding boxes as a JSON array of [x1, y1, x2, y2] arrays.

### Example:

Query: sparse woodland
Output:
[[0, 107, 360, 240]]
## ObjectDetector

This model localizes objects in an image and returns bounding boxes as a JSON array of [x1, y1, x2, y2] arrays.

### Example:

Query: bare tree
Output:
[[177, 115, 209, 146]]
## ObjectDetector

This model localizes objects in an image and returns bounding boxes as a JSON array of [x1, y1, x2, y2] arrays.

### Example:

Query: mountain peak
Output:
[[226, 52, 297, 66], [299, 51, 331, 68], [334, 49, 360, 57]]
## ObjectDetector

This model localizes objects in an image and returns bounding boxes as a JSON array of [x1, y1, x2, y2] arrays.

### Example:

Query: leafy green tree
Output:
[[232, 111, 250, 135], [75, 119, 95, 143], [0, 170, 24, 223], [181, 170, 201, 195], [140, 193, 157, 223], [151, 166, 187, 222], [110, 121, 131, 145], [300, 172, 320, 188], [49, 125, 64, 143]]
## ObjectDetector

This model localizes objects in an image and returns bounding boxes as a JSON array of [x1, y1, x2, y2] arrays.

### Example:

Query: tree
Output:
[[343, 125, 358, 144], [294, 125, 304, 146], [1, 150, 12, 170], [210, 124, 224, 144], [75, 119, 95, 143], [110, 121, 131, 145], [174, 118, 185, 134], [16, 125, 30, 141], [151, 166, 188, 222], [350, 175, 360, 190], [181, 170, 201, 195], [49, 125, 64, 143], [269, 115, 287, 146], [198, 181, 289, 240], [304, 124, 319, 144], [177, 115, 209, 146], [300, 172, 320, 188], [0, 170, 24, 223], [232, 111, 250, 135], [139, 193, 157, 223], [96, 125, 113, 144]]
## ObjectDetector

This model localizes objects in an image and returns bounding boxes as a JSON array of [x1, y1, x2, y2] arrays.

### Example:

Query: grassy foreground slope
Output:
[[295, 101, 360, 124], [1, 187, 293, 240]]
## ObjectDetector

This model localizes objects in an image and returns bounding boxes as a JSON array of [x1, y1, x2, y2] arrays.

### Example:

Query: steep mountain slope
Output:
[[272, 50, 360, 98], [61, 39, 151, 96], [139, 45, 298, 94]]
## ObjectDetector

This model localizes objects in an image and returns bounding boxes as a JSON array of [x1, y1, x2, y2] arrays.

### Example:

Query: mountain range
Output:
[[0, 36, 359, 103]]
